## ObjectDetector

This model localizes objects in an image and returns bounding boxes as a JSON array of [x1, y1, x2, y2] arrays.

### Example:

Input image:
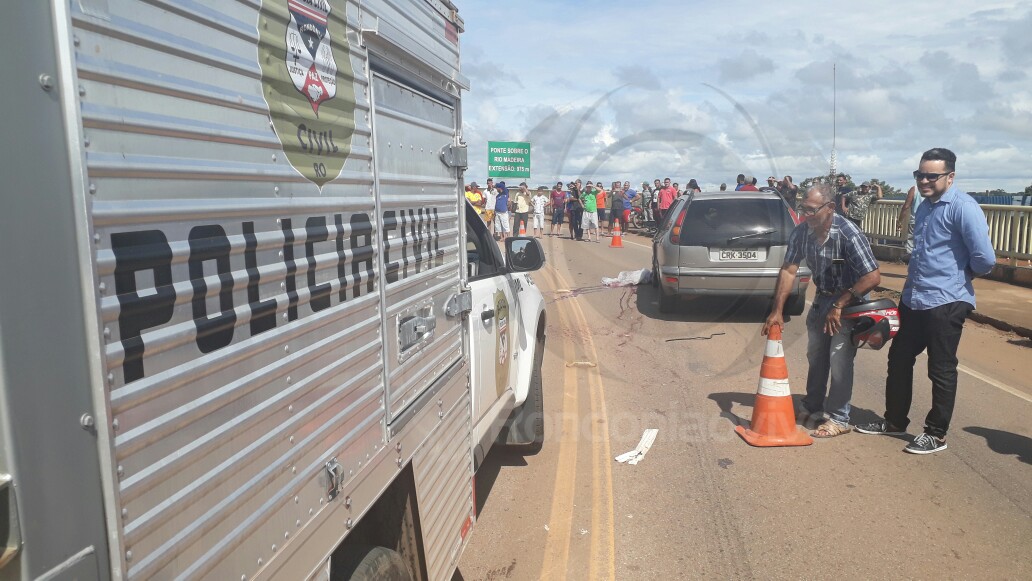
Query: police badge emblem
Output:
[[285, 0, 336, 114], [257, 0, 356, 188]]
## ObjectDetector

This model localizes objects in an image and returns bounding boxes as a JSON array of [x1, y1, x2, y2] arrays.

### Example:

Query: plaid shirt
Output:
[[785, 215, 878, 294]]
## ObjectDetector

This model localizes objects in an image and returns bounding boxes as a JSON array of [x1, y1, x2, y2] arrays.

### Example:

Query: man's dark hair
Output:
[[920, 148, 957, 172], [836, 173, 846, 180], [751, 177, 758, 185], [736, 173, 745, 183]]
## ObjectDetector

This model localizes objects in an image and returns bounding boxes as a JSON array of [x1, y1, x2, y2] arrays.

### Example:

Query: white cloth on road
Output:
[[601, 269, 653, 287]]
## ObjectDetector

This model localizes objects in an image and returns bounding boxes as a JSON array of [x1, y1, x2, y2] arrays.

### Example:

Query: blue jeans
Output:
[[803, 295, 859, 425]]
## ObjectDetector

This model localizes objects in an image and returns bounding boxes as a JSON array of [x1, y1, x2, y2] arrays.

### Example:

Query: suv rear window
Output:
[[678, 198, 793, 247]]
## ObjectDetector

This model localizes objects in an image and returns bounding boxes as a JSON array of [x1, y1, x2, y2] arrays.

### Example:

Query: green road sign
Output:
[[488, 141, 531, 178]]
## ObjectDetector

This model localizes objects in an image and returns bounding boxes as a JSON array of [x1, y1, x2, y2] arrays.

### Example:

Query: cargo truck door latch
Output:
[[440, 143, 468, 170], [398, 302, 437, 362], [445, 290, 472, 318], [325, 459, 343, 501]]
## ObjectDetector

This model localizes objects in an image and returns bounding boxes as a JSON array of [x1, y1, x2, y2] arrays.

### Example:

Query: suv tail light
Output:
[[669, 208, 687, 244]]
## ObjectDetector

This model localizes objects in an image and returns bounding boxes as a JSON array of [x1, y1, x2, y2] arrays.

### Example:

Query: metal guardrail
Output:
[[862, 200, 1032, 266]]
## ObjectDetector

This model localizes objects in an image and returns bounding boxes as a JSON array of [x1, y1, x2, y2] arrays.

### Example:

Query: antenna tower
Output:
[[829, 63, 837, 178]]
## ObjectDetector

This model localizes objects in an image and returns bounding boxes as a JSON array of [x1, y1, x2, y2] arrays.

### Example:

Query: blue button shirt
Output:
[[623, 188, 636, 210], [903, 184, 996, 310], [784, 215, 879, 294]]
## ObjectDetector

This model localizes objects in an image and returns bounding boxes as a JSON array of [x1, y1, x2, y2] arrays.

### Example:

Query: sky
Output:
[[456, 0, 1032, 194]]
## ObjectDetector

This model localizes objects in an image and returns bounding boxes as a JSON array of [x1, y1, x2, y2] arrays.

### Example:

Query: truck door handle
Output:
[[480, 308, 495, 321]]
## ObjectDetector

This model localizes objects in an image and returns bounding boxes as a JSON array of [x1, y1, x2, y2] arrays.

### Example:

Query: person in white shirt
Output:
[[531, 186, 549, 237], [483, 178, 497, 236]]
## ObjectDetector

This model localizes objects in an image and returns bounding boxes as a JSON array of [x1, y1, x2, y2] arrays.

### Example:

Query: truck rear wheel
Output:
[[331, 545, 413, 581]]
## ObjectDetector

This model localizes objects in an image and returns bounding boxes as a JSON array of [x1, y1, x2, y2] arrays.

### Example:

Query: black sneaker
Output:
[[904, 433, 947, 455], [854, 420, 906, 435]]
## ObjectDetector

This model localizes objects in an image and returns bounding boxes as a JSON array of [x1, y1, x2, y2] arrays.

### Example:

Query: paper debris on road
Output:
[[601, 269, 652, 287], [614, 429, 658, 465], [565, 361, 598, 368]]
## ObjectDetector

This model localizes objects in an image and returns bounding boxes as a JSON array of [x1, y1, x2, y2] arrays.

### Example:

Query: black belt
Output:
[[816, 289, 843, 296]]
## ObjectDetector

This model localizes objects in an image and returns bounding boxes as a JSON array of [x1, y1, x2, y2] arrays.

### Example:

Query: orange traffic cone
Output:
[[735, 325, 813, 447], [610, 219, 624, 248], [519, 220, 527, 236]]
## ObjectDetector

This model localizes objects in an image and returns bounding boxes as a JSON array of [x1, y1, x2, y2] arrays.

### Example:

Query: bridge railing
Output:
[[862, 200, 1032, 266]]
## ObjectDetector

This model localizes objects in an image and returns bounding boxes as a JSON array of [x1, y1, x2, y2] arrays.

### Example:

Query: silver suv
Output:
[[652, 191, 810, 314]]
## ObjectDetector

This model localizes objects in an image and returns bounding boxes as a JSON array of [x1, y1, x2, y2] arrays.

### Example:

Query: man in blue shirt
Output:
[[856, 148, 996, 454], [764, 184, 881, 438], [493, 182, 511, 241], [622, 180, 638, 229]]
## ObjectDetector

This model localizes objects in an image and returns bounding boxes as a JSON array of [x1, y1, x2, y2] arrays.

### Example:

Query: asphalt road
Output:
[[456, 230, 1032, 581]]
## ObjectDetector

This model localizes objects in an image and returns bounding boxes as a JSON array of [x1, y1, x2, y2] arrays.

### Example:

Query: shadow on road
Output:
[[708, 392, 887, 434], [963, 426, 1032, 465], [473, 446, 529, 516], [636, 285, 801, 325]]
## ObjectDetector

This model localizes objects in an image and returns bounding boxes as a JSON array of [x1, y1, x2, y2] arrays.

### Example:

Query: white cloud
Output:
[[457, 1, 1032, 192], [594, 124, 617, 148], [718, 49, 775, 83]]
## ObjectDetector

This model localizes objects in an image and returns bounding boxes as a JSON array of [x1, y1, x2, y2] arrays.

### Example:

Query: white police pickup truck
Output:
[[0, 1, 545, 579]]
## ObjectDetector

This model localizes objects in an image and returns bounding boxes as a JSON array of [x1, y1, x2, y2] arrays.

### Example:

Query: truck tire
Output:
[[502, 333, 545, 452], [331, 546, 412, 581], [786, 292, 807, 316]]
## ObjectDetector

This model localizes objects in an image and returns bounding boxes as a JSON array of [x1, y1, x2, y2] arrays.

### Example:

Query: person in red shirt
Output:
[[739, 174, 759, 191], [595, 181, 608, 226], [656, 177, 677, 223]]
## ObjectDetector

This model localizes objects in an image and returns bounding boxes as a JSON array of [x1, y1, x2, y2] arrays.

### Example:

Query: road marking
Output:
[[549, 265, 617, 581], [958, 364, 1032, 404], [537, 267, 580, 580], [620, 238, 651, 250]]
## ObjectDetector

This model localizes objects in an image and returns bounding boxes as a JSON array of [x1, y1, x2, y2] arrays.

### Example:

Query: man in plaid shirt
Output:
[[763, 184, 882, 438]]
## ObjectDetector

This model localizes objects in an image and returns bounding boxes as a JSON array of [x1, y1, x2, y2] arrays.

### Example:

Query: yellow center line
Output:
[[537, 266, 579, 580], [549, 265, 617, 581]]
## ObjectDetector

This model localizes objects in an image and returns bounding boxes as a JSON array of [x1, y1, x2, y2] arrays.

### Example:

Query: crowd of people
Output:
[[462, 171, 896, 244], [464, 178, 647, 242]]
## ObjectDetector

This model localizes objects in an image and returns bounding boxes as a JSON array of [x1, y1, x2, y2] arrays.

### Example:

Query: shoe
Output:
[[812, 420, 851, 438], [854, 420, 906, 435], [904, 433, 947, 455]]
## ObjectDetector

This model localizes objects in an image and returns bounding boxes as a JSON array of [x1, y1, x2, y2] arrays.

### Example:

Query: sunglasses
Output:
[[797, 202, 833, 216], [913, 170, 951, 182]]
